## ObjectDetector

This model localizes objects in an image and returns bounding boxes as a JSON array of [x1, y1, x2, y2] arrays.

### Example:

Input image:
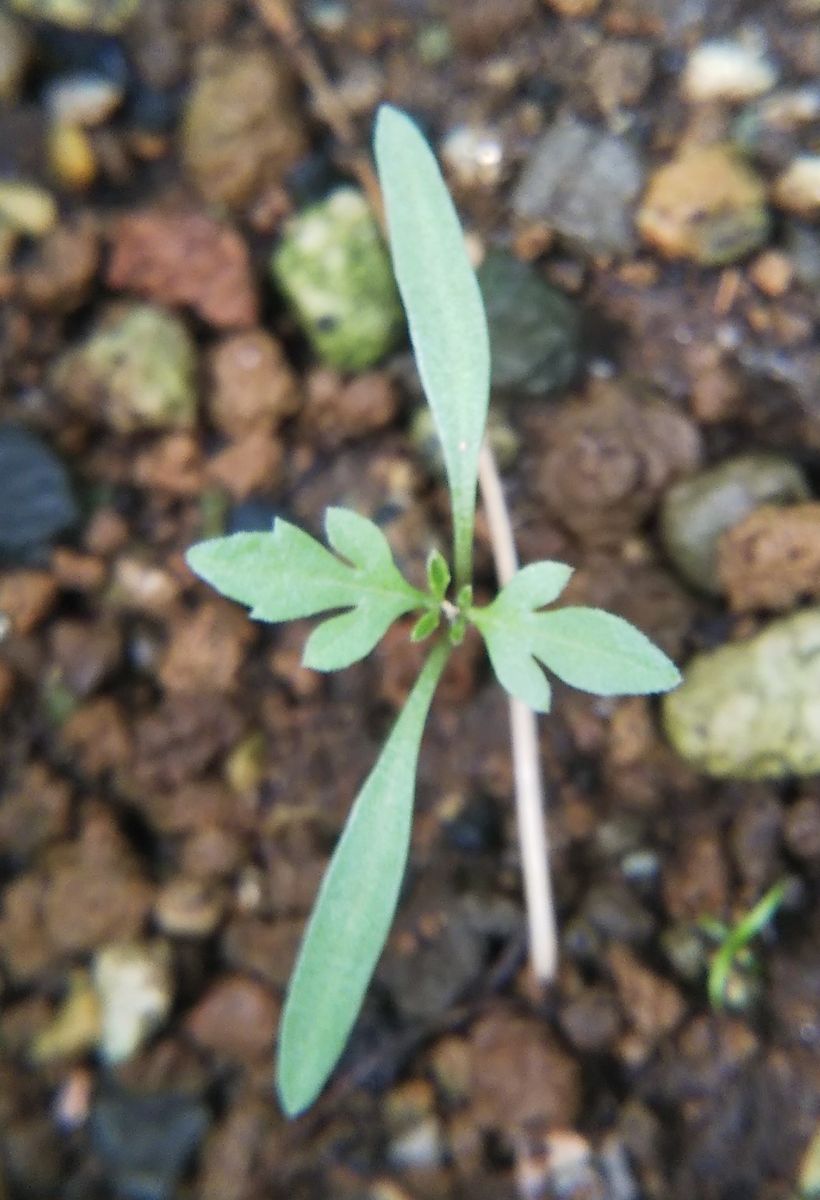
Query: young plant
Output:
[[700, 878, 789, 1010], [186, 105, 681, 1116]]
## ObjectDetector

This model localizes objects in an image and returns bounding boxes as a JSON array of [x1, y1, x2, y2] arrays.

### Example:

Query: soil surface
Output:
[[0, 3, 819, 1199]]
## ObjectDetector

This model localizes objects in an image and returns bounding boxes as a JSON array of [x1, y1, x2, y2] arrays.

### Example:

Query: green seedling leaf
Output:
[[426, 548, 451, 601], [471, 562, 680, 711], [186, 508, 427, 672], [706, 879, 788, 1010], [411, 609, 440, 642], [374, 105, 490, 588], [277, 640, 451, 1116]]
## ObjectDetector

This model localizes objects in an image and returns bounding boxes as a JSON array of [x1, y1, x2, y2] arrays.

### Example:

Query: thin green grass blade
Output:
[[374, 105, 490, 588], [276, 640, 451, 1116]]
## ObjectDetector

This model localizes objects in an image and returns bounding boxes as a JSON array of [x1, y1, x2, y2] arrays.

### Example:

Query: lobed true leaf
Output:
[[186, 508, 428, 673], [471, 562, 681, 710]]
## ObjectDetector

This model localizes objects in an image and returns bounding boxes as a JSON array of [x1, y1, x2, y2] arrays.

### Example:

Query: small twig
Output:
[[478, 445, 557, 981], [252, 0, 385, 223], [258, 0, 557, 984]]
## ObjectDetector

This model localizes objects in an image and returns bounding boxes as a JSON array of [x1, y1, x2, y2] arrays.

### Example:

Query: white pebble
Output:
[[46, 73, 124, 127], [682, 38, 778, 103], [93, 941, 173, 1064], [775, 156, 820, 216]]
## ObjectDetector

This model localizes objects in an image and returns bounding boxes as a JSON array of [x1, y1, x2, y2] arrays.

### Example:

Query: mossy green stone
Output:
[[271, 187, 404, 371], [663, 609, 820, 779], [53, 304, 198, 433], [8, 0, 139, 32]]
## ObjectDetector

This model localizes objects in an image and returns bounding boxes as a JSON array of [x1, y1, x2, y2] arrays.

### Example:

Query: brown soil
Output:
[[0, 3, 818, 1200]]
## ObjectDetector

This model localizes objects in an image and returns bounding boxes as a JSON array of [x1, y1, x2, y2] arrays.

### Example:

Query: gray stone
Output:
[[663, 609, 820, 778], [478, 249, 580, 396], [512, 114, 644, 257], [659, 453, 810, 593]]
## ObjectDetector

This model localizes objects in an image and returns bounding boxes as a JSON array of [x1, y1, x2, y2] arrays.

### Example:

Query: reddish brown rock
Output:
[[20, 215, 99, 311], [179, 825, 245, 880], [0, 763, 71, 860], [107, 207, 258, 329], [0, 806, 152, 981], [43, 807, 153, 956], [185, 975, 279, 1061], [535, 381, 701, 546], [207, 330, 299, 439], [133, 433, 205, 497], [0, 570, 58, 635], [59, 697, 133, 777], [469, 1010, 582, 1132], [131, 696, 243, 790], [717, 503, 820, 612], [206, 431, 283, 501], [49, 618, 122, 697], [662, 830, 729, 922], [82, 507, 129, 557], [0, 660, 14, 711], [607, 945, 686, 1042], [50, 548, 106, 592], [159, 601, 254, 695], [153, 878, 225, 938], [301, 368, 400, 448]]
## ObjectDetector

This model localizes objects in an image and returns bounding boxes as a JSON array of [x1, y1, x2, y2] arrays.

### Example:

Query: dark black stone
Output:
[[90, 1088, 209, 1200], [478, 250, 580, 397], [0, 425, 78, 559]]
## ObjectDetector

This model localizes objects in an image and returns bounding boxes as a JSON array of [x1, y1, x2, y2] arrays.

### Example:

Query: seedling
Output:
[[701, 878, 789, 1010], [187, 106, 680, 1116]]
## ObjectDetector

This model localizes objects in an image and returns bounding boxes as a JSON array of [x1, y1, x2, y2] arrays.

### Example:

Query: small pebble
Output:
[[271, 187, 404, 371], [93, 941, 173, 1064], [544, 0, 600, 14], [682, 38, 778, 104], [52, 304, 198, 433], [441, 124, 505, 189], [784, 796, 820, 861], [659, 453, 810, 593], [774, 155, 820, 217], [749, 249, 794, 296], [30, 970, 101, 1064], [478, 249, 580, 396], [0, 570, 58, 634], [154, 878, 225, 937], [185, 974, 279, 1062], [183, 44, 307, 210], [637, 144, 769, 265], [0, 182, 58, 237], [46, 73, 124, 126], [91, 1088, 209, 1200], [0, 11, 31, 103], [663, 608, 820, 778], [48, 123, 97, 190], [8, 0, 139, 31], [514, 114, 644, 257], [0, 426, 78, 559]]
